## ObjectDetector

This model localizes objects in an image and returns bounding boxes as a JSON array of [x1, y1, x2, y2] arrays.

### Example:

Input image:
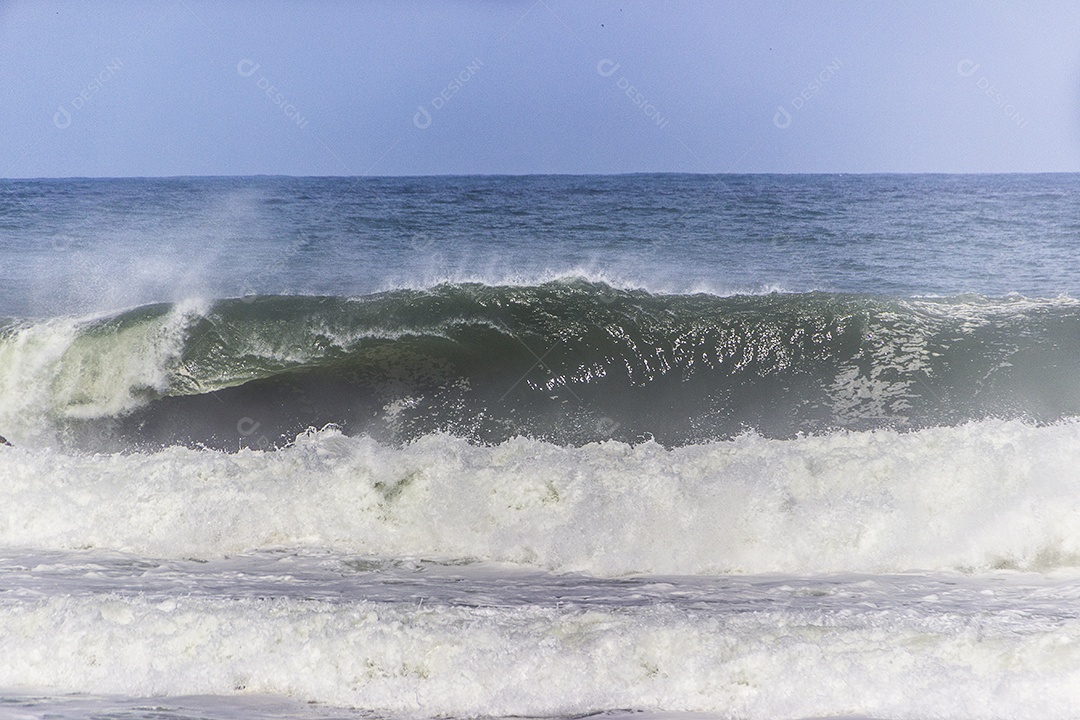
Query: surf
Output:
[[2, 420, 1079, 575], [3, 281, 1080, 450]]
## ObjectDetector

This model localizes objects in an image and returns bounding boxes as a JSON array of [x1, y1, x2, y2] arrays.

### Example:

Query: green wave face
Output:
[[4, 281, 1080, 450]]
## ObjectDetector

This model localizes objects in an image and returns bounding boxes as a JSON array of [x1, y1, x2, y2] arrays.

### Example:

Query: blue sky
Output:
[[2, 0, 1079, 177]]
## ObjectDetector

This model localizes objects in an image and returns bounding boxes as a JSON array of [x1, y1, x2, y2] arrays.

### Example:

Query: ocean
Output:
[[2, 173, 1080, 719]]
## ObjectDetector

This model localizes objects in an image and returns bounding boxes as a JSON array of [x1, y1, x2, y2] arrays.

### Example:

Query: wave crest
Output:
[[3, 282, 1080, 449]]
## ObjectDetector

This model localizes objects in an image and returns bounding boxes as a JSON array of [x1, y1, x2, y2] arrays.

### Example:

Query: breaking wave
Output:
[[3, 420, 1080, 575], [2, 281, 1080, 449]]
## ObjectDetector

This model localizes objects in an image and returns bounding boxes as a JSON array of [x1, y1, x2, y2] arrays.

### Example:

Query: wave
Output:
[[3, 281, 1080, 449], [3, 420, 1080, 575], [6, 580, 1080, 719]]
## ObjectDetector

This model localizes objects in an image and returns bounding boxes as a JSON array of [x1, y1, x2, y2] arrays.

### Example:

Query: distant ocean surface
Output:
[[3, 174, 1080, 719]]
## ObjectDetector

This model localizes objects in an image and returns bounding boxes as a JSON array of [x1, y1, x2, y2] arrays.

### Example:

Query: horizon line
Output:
[[4, 170, 1079, 181]]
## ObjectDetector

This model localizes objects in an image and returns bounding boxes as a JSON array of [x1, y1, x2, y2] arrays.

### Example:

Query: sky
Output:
[[2, 0, 1079, 177]]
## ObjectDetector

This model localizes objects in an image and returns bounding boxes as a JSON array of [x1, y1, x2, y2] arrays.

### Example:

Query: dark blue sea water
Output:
[[2, 174, 1079, 319], [3, 174, 1080, 720]]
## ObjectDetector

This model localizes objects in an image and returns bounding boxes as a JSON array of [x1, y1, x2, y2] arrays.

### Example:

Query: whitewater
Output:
[[3, 174, 1080, 720]]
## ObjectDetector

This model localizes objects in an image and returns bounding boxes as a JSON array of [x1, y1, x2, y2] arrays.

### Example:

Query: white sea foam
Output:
[[376, 267, 802, 299], [0, 301, 206, 444], [4, 549, 1079, 719], [3, 574, 1080, 719], [3, 419, 1080, 575]]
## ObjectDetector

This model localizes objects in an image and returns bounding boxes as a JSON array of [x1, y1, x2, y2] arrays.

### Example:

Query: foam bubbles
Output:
[[0, 301, 206, 445], [3, 419, 1080, 575], [3, 579, 1080, 719]]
